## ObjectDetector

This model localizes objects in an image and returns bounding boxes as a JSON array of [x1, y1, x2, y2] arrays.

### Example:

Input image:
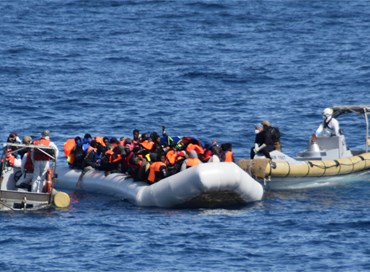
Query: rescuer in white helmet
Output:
[[315, 108, 341, 137]]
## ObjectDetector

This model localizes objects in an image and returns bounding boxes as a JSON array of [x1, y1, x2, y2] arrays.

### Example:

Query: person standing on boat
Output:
[[31, 130, 59, 193], [315, 108, 340, 137]]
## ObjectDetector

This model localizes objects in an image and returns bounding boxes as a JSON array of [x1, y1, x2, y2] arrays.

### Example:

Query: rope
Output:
[[308, 156, 370, 169]]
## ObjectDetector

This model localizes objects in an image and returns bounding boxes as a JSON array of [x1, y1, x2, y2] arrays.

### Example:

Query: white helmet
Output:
[[322, 108, 333, 117]]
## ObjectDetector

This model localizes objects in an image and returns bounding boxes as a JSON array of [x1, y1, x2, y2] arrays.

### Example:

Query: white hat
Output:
[[322, 108, 333, 117]]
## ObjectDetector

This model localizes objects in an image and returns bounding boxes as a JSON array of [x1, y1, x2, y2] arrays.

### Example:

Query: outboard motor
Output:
[[296, 135, 326, 160], [308, 140, 321, 153]]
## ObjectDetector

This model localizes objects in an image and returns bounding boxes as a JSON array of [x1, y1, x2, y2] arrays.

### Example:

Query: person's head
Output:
[[322, 108, 333, 119], [74, 136, 82, 146], [255, 123, 263, 134], [261, 120, 270, 128], [103, 137, 109, 145], [133, 129, 140, 138], [22, 135, 32, 145], [41, 130, 50, 138], [189, 150, 198, 158], [7, 132, 17, 143], [159, 153, 166, 162], [141, 133, 148, 141], [90, 139, 98, 148], [110, 137, 118, 145]]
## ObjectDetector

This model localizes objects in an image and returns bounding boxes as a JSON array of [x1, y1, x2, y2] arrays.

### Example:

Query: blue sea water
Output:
[[1, 0, 370, 271]]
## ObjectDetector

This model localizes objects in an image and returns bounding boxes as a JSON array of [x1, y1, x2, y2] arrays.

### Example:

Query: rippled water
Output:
[[1, 1, 370, 271]]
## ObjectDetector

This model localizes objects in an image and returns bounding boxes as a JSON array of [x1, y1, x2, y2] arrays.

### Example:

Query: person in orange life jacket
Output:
[[186, 138, 205, 155], [104, 138, 124, 175], [164, 143, 183, 175], [121, 140, 133, 174], [250, 123, 274, 159], [99, 144, 118, 175], [180, 150, 202, 171], [147, 154, 168, 184], [220, 143, 235, 162], [15, 136, 34, 189], [1, 149, 20, 168], [201, 143, 213, 162], [31, 130, 59, 193], [140, 133, 154, 151]]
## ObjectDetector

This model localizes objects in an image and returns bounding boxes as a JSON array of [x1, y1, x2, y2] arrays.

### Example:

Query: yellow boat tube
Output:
[[238, 152, 370, 179]]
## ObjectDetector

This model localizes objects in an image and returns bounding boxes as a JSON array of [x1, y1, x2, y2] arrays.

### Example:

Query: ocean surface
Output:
[[1, 0, 370, 271]]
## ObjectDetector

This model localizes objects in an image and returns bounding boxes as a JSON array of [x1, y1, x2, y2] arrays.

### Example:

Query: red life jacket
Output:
[[125, 151, 141, 170], [33, 138, 52, 161], [24, 152, 34, 172]]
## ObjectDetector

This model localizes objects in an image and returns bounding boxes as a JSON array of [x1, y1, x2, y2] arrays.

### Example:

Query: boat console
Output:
[[296, 135, 352, 161]]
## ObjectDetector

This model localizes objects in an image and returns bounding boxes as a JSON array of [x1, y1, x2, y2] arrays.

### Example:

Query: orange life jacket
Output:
[[186, 157, 201, 168], [147, 162, 166, 183], [95, 136, 106, 147], [186, 143, 204, 155], [140, 140, 154, 151], [103, 149, 121, 164], [224, 151, 234, 162], [4, 152, 15, 166], [43, 168, 53, 193], [110, 153, 122, 164], [33, 138, 52, 161], [166, 149, 177, 165], [64, 138, 76, 157]]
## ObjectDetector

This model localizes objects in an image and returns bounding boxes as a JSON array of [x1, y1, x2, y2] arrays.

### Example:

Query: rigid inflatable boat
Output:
[[55, 161, 264, 208], [238, 105, 370, 190], [1, 143, 71, 211]]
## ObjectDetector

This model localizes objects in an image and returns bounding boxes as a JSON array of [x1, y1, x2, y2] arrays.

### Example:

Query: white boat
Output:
[[55, 161, 264, 208], [0, 143, 71, 211], [238, 105, 370, 190]]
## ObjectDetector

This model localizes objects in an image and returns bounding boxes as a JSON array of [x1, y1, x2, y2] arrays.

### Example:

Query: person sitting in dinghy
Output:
[[147, 154, 168, 184], [250, 123, 274, 159], [220, 143, 235, 162], [315, 108, 341, 137], [180, 150, 202, 171]]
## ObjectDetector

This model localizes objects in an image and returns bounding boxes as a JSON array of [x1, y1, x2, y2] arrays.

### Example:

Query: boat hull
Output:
[[238, 151, 370, 191], [55, 162, 264, 208], [259, 170, 370, 191]]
